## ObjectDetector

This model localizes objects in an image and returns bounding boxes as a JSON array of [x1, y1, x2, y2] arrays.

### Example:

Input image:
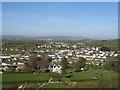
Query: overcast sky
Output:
[[2, 2, 118, 39]]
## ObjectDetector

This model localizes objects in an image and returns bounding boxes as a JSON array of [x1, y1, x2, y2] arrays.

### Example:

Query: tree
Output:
[[84, 64, 90, 71], [74, 57, 87, 72], [104, 56, 120, 72], [74, 61, 80, 72], [100, 46, 110, 51], [41, 53, 49, 71], [90, 64, 98, 70], [24, 54, 49, 73], [61, 56, 67, 75], [79, 57, 87, 69], [24, 54, 40, 73]]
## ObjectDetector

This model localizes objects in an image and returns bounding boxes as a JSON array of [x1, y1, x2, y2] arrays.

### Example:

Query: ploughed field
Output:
[[1, 69, 118, 88]]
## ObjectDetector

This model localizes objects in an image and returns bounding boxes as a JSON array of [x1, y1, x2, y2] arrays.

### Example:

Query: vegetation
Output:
[[48, 72, 62, 79], [74, 75, 118, 88], [74, 57, 87, 72], [23, 54, 49, 73], [2, 50, 22, 55], [2, 73, 50, 83], [100, 46, 110, 51], [79, 57, 87, 68], [2, 70, 118, 88], [2, 39, 119, 89], [104, 56, 120, 72], [61, 57, 67, 75]]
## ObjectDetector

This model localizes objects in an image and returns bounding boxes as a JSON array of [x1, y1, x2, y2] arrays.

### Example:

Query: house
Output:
[[49, 64, 62, 73], [38, 46, 40, 48], [52, 59, 61, 62], [81, 68, 84, 71], [2, 62, 11, 66], [48, 55, 56, 59], [11, 54, 21, 58], [48, 55, 56, 57], [1, 56, 11, 59], [16, 62, 25, 71], [1, 65, 8, 71], [85, 57, 93, 60], [76, 53, 94, 59], [13, 62, 24, 66], [114, 53, 118, 57], [1, 62, 16, 72]]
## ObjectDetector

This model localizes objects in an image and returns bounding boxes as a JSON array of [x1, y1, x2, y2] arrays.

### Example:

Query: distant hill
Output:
[[2, 35, 90, 40]]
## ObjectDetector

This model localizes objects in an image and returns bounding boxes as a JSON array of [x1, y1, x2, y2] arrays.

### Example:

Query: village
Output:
[[1, 41, 119, 74]]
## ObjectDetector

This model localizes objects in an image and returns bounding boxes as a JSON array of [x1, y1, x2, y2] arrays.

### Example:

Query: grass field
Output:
[[2, 73, 50, 83], [1, 70, 118, 89], [70, 71, 118, 80], [2, 82, 68, 88], [36, 48, 48, 50], [7, 46, 35, 50], [2, 50, 22, 55], [70, 72, 95, 80]]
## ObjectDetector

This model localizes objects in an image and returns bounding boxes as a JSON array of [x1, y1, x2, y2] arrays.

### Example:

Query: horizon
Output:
[[2, 2, 118, 40], [2, 35, 118, 40]]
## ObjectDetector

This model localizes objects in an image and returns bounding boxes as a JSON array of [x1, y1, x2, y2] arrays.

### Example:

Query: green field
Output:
[[1, 70, 118, 89], [2, 50, 22, 55], [70, 71, 118, 80], [2, 73, 50, 83], [36, 48, 48, 50], [2, 82, 68, 88], [7, 46, 35, 50]]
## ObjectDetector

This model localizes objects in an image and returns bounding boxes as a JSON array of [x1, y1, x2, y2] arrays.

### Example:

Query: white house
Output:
[[2, 62, 11, 66], [49, 64, 62, 73], [1, 56, 11, 59]]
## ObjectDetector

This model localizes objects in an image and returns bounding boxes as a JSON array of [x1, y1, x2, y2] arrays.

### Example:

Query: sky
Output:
[[2, 2, 118, 39]]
